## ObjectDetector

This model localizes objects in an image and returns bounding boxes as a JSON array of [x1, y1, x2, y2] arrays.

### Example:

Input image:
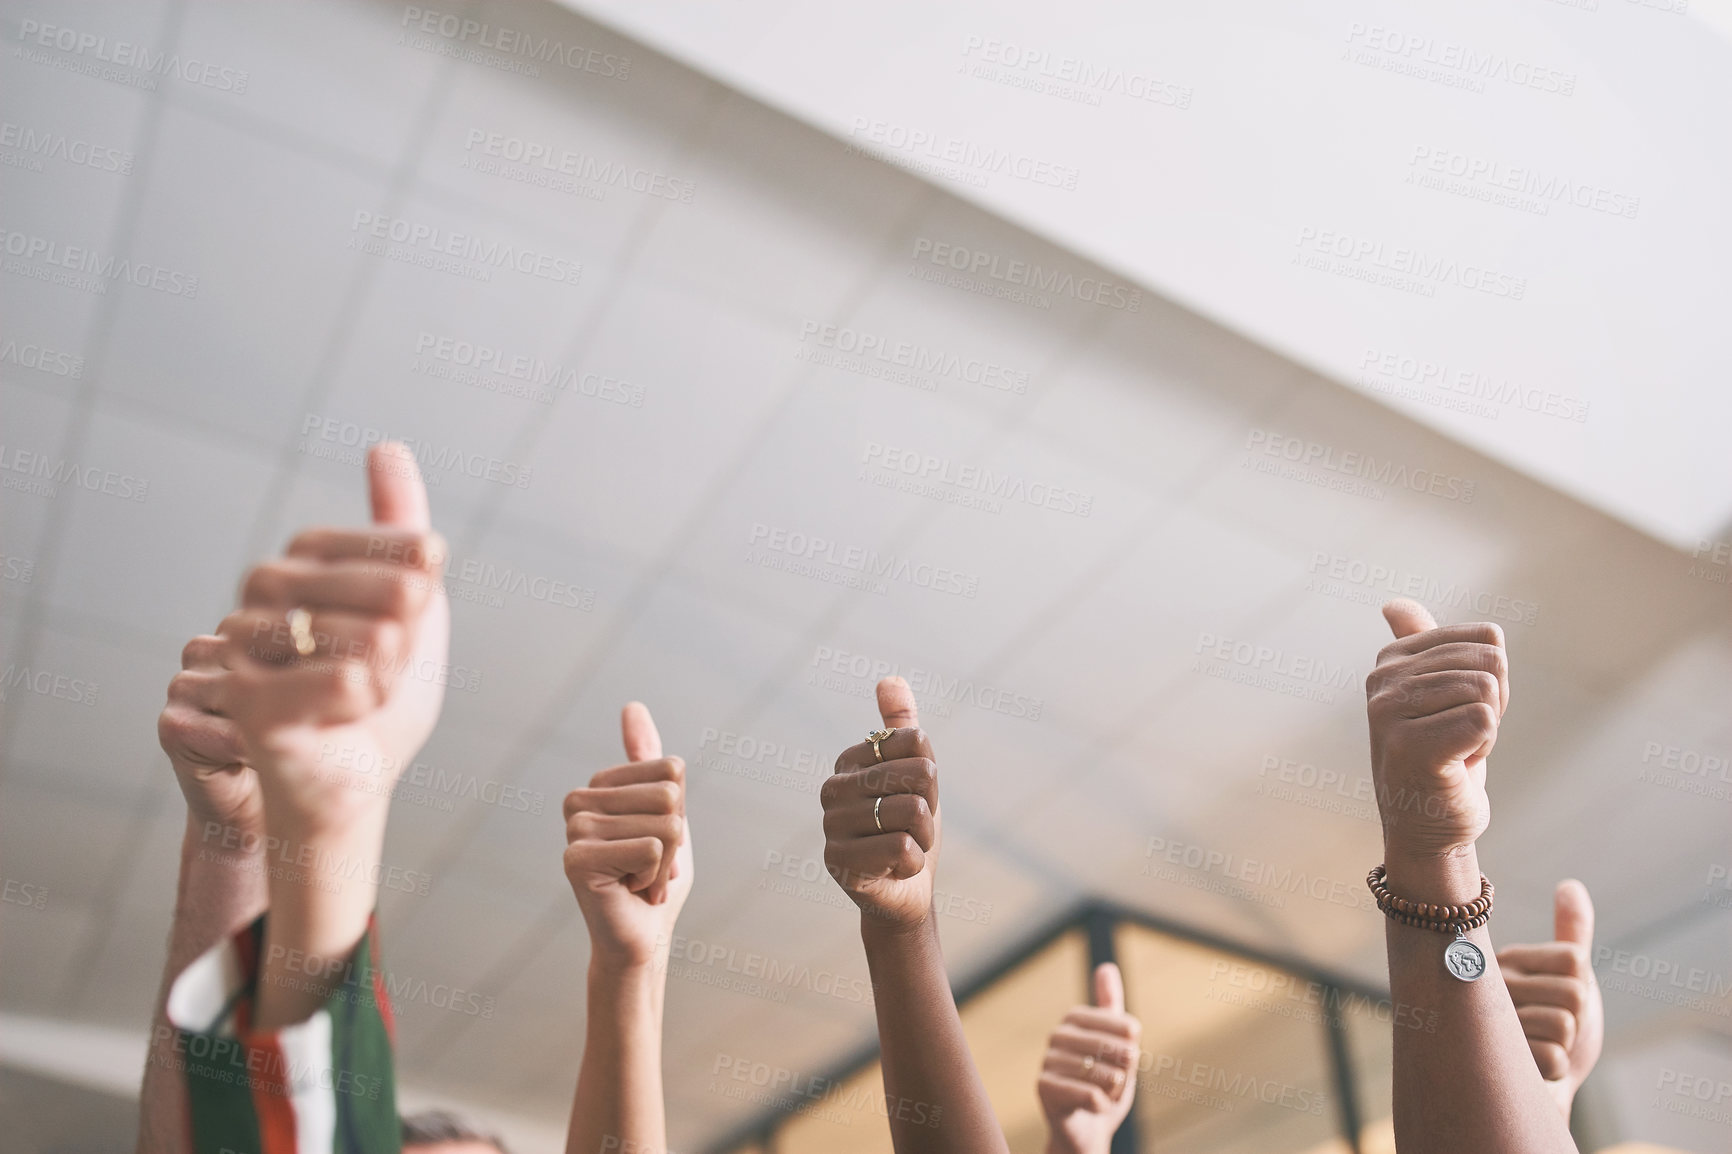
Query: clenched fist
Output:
[[563, 702, 693, 969], [1366, 599, 1507, 869], [213, 442, 449, 830], [1038, 963, 1142, 1154], [159, 634, 259, 838], [1500, 880, 1603, 1116], [821, 677, 940, 929]]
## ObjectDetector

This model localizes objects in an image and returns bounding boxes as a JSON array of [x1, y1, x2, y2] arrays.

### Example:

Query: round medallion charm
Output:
[[1443, 937, 1487, 982]]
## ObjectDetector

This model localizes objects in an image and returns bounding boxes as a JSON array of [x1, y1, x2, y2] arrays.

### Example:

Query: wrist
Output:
[[183, 811, 262, 863], [1382, 845, 1483, 906], [1549, 1076, 1578, 1120], [174, 772, 265, 844], [859, 906, 937, 949], [261, 782, 388, 845], [588, 955, 661, 1025], [258, 802, 389, 910], [588, 951, 659, 986]]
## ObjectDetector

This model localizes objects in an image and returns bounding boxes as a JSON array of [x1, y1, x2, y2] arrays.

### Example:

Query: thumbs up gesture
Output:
[[562, 702, 693, 968], [1037, 963, 1142, 1154], [821, 677, 940, 928], [1366, 599, 1507, 869], [214, 442, 451, 827], [1498, 880, 1604, 1116]]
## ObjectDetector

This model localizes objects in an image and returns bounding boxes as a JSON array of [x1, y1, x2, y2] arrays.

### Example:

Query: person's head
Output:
[[400, 1109, 510, 1154]]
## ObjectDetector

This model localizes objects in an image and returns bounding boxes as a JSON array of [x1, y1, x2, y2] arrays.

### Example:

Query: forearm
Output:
[[862, 913, 1006, 1154], [1385, 848, 1577, 1154], [566, 960, 665, 1154], [138, 815, 269, 1154], [254, 807, 387, 1031]]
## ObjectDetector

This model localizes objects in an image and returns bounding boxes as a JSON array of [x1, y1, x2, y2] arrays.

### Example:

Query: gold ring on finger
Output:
[[286, 606, 316, 657]]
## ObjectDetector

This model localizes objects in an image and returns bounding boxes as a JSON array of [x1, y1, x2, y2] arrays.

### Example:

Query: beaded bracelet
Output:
[[1367, 864, 1495, 982]]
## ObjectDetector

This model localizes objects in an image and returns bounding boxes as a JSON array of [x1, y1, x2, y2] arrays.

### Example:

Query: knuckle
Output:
[[286, 529, 326, 557], [166, 670, 196, 703], [329, 664, 377, 714], [380, 575, 417, 618], [397, 532, 435, 569], [241, 565, 281, 605], [346, 620, 390, 664]]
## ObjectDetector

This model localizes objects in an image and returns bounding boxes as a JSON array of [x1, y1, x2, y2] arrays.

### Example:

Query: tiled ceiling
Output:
[[1, 1, 1728, 1151]]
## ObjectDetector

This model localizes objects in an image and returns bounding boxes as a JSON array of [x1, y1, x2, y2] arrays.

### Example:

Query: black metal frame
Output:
[[703, 898, 1390, 1154]]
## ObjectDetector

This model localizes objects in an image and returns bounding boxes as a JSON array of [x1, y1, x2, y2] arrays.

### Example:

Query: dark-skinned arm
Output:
[[823, 677, 1008, 1154], [1369, 600, 1578, 1154]]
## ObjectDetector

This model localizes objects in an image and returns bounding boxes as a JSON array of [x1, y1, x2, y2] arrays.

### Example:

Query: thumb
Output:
[[876, 676, 919, 730], [367, 442, 431, 530], [1092, 962, 1125, 1012], [1553, 878, 1594, 948], [621, 701, 663, 762], [1382, 597, 1438, 640]]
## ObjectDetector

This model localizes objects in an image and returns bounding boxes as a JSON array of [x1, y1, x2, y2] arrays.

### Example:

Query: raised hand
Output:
[[1038, 963, 1142, 1154], [159, 634, 259, 839], [562, 702, 693, 969], [1367, 600, 1577, 1154], [214, 442, 449, 829], [1367, 599, 1507, 875], [210, 442, 449, 1030], [828, 678, 1008, 1154], [142, 634, 270, 1154], [562, 705, 691, 1154], [1499, 880, 1603, 1116], [821, 677, 939, 929]]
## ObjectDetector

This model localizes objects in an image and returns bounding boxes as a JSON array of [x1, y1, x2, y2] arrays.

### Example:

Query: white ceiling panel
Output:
[[555, 0, 1732, 551]]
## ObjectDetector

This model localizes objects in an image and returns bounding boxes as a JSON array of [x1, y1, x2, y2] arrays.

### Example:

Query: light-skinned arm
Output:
[[137, 636, 268, 1154], [213, 442, 450, 1030], [1038, 963, 1142, 1154], [1369, 599, 1577, 1154], [1501, 880, 1603, 1119], [562, 702, 693, 1154], [822, 677, 1008, 1154]]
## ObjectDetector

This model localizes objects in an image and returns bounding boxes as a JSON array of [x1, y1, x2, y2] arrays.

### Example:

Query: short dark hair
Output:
[[400, 1109, 511, 1153]]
